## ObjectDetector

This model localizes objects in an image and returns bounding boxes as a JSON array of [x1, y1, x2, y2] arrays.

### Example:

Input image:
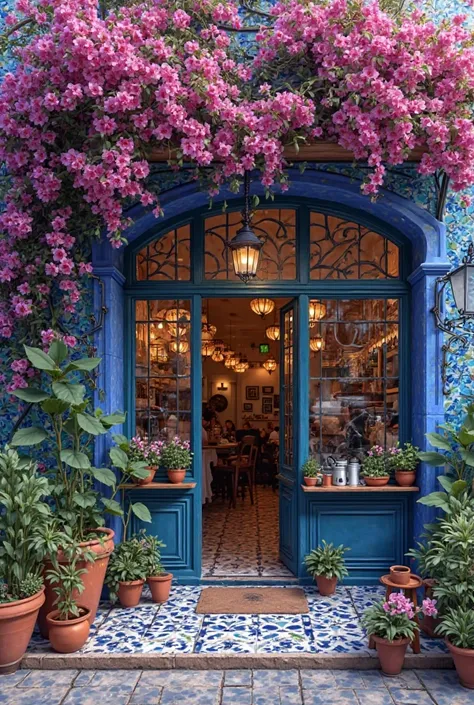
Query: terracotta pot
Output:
[[46, 607, 91, 653], [390, 565, 411, 586], [372, 635, 410, 676], [134, 466, 156, 486], [322, 474, 333, 487], [395, 470, 416, 487], [304, 476, 318, 487], [118, 579, 144, 608], [315, 575, 338, 596], [364, 476, 390, 487], [147, 573, 173, 603], [0, 587, 45, 674], [167, 468, 186, 484], [447, 640, 474, 689], [39, 527, 114, 638]]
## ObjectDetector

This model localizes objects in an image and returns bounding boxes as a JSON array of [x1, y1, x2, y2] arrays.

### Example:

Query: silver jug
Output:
[[332, 459, 348, 486], [347, 459, 360, 486]]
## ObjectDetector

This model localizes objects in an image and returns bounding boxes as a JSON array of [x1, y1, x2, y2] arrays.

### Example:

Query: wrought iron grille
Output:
[[136, 224, 191, 281]]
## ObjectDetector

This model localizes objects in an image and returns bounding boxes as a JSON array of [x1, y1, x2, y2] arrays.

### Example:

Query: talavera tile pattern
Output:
[[1, 669, 471, 705], [202, 485, 293, 578], [26, 584, 448, 656]]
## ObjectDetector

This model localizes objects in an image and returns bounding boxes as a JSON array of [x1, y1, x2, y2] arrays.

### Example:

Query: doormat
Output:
[[196, 587, 309, 614]]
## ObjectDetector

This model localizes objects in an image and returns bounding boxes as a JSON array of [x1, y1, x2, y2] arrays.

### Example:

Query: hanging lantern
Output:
[[212, 349, 225, 362], [150, 340, 168, 363], [228, 172, 264, 283], [165, 307, 190, 337], [263, 355, 277, 374], [446, 243, 474, 315], [234, 359, 247, 373], [170, 339, 189, 354], [265, 324, 280, 341], [225, 355, 238, 369], [309, 300, 326, 324], [310, 336, 325, 352], [202, 323, 217, 341], [250, 298, 275, 318], [201, 340, 216, 357]]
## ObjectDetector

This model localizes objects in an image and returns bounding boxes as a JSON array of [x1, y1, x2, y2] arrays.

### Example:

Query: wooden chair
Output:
[[214, 437, 257, 508], [232, 444, 258, 507]]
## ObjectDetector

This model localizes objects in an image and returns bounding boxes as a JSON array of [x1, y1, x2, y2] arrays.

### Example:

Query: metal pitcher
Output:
[[347, 458, 361, 486], [332, 459, 348, 486]]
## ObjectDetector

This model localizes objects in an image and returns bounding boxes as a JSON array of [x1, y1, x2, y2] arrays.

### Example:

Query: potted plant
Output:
[[141, 533, 173, 603], [45, 541, 93, 653], [437, 608, 474, 689], [105, 535, 148, 607], [361, 446, 390, 486], [160, 437, 193, 484], [362, 593, 437, 676], [301, 458, 320, 487], [113, 435, 164, 485], [11, 342, 151, 636], [388, 443, 419, 486], [0, 448, 53, 672], [304, 540, 350, 596]]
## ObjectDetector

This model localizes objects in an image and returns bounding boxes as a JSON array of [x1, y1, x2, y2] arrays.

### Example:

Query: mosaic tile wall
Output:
[[1, 0, 474, 441]]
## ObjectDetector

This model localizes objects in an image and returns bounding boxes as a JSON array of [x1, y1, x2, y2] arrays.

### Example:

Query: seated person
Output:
[[222, 419, 236, 442], [269, 426, 279, 443]]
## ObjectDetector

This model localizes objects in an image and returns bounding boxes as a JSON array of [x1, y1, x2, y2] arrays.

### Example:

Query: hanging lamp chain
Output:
[[242, 171, 251, 228]]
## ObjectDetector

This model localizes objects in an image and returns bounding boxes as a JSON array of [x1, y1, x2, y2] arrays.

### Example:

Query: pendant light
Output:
[[263, 355, 277, 374], [310, 336, 325, 352], [228, 171, 263, 283], [234, 358, 247, 373], [211, 339, 225, 362], [165, 306, 190, 337], [309, 300, 326, 325], [150, 339, 168, 363], [170, 339, 189, 354], [201, 340, 216, 357], [250, 297, 275, 318], [266, 324, 280, 341], [225, 355, 238, 369]]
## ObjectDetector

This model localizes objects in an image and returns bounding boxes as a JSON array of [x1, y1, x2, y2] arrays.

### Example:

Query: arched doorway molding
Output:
[[92, 170, 449, 552]]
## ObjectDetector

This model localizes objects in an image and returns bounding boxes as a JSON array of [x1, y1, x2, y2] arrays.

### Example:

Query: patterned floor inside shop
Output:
[[202, 485, 293, 578], [26, 585, 448, 656]]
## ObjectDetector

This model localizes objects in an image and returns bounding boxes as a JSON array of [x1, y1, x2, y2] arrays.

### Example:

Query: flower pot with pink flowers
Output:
[[363, 593, 438, 675], [113, 435, 164, 485], [161, 438, 193, 484], [387, 443, 419, 487], [361, 446, 390, 486]]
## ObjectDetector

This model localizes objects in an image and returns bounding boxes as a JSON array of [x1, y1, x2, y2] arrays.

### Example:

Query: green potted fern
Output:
[[304, 540, 350, 595], [301, 458, 320, 487]]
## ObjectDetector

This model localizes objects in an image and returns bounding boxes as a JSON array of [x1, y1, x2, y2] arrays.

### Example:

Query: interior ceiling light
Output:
[[201, 340, 216, 357], [202, 323, 217, 341], [150, 340, 168, 363], [165, 307, 190, 337], [309, 300, 326, 324], [265, 324, 280, 341], [224, 355, 238, 369], [262, 355, 277, 374], [170, 339, 189, 354], [250, 297, 275, 318], [212, 348, 225, 362], [310, 336, 325, 352]]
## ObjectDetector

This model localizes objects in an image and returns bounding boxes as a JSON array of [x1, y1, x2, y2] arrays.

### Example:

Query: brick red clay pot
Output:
[[447, 640, 474, 689], [372, 635, 410, 676], [167, 469, 186, 484], [147, 573, 173, 603], [304, 477, 318, 487], [364, 476, 390, 487], [395, 470, 417, 487], [315, 575, 338, 596], [46, 607, 91, 653], [134, 466, 157, 486], [118, 579, 145, 608], [39, 527, 115, 638], [0, 587, 45, 674]]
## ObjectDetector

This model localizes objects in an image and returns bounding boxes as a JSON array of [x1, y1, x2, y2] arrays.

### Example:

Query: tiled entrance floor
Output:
[[1, 669, 471, 705], [202, 485, 293, 578], [26, 585, 448, 656]]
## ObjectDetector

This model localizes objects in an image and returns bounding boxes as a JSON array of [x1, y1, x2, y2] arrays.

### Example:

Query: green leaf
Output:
[[52, 381, 86, 406], [109, 447, 128, 470], [41, 398, 71, 415], [460, 449, 474, 467], [23, 345, 57, 371], [68, 357, 101, 372], [129, 465, 151, 480], [458, 429, 474, 447], [60, 449, 91, 470], [418, 492, 449, 510], [72, 492, 96, 509], [101, 412, 127, 428], [452, 479, 468, 497], [48, 340, 68, 365], [418, 451, 447, 466], [426, 432, 452, 451], [12, 387, 50, 403], [102, 498, 124, 516], [131, 502, 152, 523], [437, 475, 454, 493], [77, 413, 107, 436], [90, 467, 117, 488], [112, 433, 128, 446], [11, 426, 48, 446]]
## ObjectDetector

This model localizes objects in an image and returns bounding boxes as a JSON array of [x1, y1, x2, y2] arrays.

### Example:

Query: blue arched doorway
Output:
[[93, 171, 449, 584]]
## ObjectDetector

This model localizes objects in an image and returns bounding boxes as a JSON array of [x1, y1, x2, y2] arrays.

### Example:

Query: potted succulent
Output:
[[361, 446, 390, 486], [0, 448, 53, 673], [112, 434, 164, 485], [45, 541, 93, 653], [11, 342, 151, 636], [362, 593, 437, 676], [301, 457, 320, 487], [160, 437, 193, 484], [141, 533, 173, 603], [388, 443, 419, 487], [105, 535, 148, 607], [304, 540, 350, 596]]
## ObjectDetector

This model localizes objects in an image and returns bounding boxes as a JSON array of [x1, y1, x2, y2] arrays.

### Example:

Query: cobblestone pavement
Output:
[[0, 669, 473, 705]]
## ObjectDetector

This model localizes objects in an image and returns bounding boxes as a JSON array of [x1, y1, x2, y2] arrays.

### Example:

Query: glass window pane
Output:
[[136, 225, 191, 281], [310, 212, 399, 280]]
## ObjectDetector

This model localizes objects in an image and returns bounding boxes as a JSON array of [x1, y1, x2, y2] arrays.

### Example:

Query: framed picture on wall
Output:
[[246, 386, 259, 400], [262, 385, 274, 394], [243, 403, 253, 411], [262, 397, 273, 414], [273, 394, 280, 410]]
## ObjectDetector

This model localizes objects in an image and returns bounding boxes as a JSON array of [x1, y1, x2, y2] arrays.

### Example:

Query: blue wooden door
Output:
[[279, 299, 301, 574]]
